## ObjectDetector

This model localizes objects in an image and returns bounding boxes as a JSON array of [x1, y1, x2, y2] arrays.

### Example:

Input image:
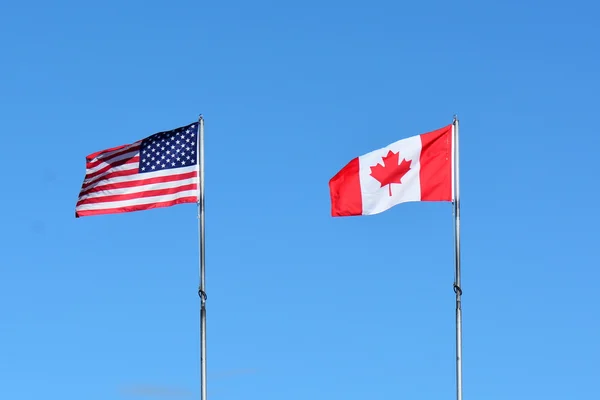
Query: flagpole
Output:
[[452, 116, 462, 400], [197, 115, 208, 400]]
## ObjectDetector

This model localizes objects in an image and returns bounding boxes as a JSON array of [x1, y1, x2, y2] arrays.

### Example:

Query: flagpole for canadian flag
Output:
[[197, 115, 208, 400], [452, 115, 463, 400]]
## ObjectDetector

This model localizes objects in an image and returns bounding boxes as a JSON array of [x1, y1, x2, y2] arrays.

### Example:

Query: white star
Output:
[[151, 156, 155, 161], [176, 157, 181, 161], [146, 161, 150, 166], [156, 160, 160, 165], [162, 164, 166, 168], [142, 150, 147, 154], [191, 142, 195, 146], [142, 167, 146, 171], [186, 129, 190, 133], [151, 165, 156, 170], [186, 138, 191, 143], [181, 160, 186, 165], [176, 140, 181, 144], [171, 145, 175, 150], [171, 162, 176, 166], [191, 150, 195, 154], [191, 133, 195, 137], [186, 147, 191, 151], [161, 155, 166, 160], [166, 150, 170, 155]]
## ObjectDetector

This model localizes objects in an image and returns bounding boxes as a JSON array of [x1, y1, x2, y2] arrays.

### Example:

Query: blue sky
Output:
[[1, 0, 599, 399]]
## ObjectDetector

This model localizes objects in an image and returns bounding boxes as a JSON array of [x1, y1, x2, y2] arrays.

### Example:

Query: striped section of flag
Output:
[[76, 122, 200, 217]]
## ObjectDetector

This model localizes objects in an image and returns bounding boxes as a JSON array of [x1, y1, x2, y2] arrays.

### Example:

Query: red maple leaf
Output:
[[369, 150, 412, 196]]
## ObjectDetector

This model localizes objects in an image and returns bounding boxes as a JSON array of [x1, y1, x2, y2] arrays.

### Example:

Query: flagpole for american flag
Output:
[[452, 115, 463, 400], [197, 115, 208, 400]]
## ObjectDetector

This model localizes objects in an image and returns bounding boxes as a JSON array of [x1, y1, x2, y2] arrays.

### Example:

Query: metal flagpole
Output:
[[197, 115, 208, 400], [452, 116, 463, 400]]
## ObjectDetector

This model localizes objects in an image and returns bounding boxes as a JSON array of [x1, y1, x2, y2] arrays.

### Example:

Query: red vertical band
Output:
[[419, 124, 452, 201], [329, 157, 363, 216]]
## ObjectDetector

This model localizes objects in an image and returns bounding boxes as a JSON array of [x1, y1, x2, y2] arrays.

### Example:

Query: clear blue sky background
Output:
[[1, 0, 599, 399]]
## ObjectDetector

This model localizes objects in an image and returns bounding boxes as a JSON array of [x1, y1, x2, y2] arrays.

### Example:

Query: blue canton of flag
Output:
[[139, 123, 199, 173]]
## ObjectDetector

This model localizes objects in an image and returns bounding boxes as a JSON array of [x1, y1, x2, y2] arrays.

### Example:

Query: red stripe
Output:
[[75, 196, 198, 218], [419, 124, 452, 201], [81, 168, 140, 190], [79, 171, 198, 196], [84, 156, 140, 182], [329, 157, 363, 216], [84, 141, 142, 161], [77, 183, 198, 206], [86, 145, 140, 169], [85, 143, 131, 162]]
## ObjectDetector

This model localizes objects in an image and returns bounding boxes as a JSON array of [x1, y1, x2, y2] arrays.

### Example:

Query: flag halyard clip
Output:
[[453, 283, 462, 296], [198, 288, 207, 302]]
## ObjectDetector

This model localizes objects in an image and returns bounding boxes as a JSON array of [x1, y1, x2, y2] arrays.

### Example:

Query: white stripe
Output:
[[83, 165, 198, 188], [84, 162, 139, 185], [79, 177, 199, 201], [75, 190, 199, 212], [86, 149, 140, 175]]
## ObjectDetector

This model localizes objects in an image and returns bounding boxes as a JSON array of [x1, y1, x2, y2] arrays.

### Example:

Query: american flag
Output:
[[76, 122, 200, 217]]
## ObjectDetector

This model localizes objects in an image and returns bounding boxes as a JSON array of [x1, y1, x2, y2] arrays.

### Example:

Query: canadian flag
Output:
[[329, 124, 454, 216]]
